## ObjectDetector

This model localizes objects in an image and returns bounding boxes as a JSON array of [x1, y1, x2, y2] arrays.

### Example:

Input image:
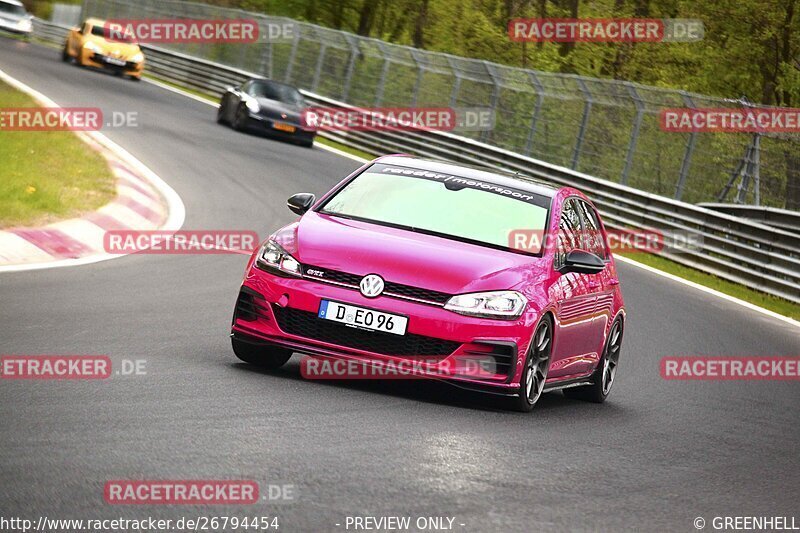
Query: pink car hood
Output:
[[277, 211, 543, 295]]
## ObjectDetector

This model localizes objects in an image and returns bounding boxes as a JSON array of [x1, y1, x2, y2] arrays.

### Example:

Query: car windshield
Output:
[[0, 2, 26, 15], [319, 164, 550, 254], [91, 24, 136, 43], [248, 81, 305, 106]]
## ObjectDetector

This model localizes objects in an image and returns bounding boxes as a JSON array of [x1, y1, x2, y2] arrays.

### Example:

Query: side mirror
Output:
[[561, 249, 605, 275], [287, 193, 315, 216]]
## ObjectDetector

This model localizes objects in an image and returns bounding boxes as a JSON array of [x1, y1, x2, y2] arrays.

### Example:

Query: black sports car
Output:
[[217, 78, 316, 148]]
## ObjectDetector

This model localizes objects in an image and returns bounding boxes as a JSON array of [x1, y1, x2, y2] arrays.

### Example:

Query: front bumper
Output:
[[82, 50, 144, 76], [231, 266, 539, 394], [244, 112, 315, 143], [0, 19, 32, 35]]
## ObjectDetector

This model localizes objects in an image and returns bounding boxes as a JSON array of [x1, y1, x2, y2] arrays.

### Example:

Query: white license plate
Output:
[[318, 300, 407, 336], [105, 57, 126, 66]]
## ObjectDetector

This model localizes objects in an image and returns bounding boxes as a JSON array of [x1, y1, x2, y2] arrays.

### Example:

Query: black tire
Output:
[[564, 318, 623, 403], [509, 315, 553, 412], [61, 44, 70, 62], [216, 101, 227, 124], [299, 137, 314, 148], [232, 338, 292, 369], [129, 75, 141, 82]]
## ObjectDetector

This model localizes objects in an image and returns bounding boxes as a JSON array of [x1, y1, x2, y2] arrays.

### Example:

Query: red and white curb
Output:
[[0, 68, 185, 272]]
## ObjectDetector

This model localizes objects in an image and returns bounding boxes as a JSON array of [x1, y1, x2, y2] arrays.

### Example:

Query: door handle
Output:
[[608, 278, 620, 286]]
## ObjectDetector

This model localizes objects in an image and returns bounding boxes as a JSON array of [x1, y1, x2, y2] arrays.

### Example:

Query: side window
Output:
[[555, 199, 583, 270], [81, 23, 89, 35], [577, 200, 607, 259], [241, 81, 252, 95]]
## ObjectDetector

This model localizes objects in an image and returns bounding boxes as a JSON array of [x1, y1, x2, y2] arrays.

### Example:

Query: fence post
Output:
[[572, 78, 593, 170], [446, 57, 462, 108], [752, 134, 761, 205], [374, 43, 390, 107], [284, 30, 301, 84], [481, 62, 500, 143], [256, 17, 271, 77], [674, 92, 697, 201], [622, 83, 644, 185], [410, 49, 424, 106], [340, 35, 359, 102], [311, 43, 327, 93], [525, 71, 544, 156], [734, 133, 762, 205], [79, 0, 89, 23]]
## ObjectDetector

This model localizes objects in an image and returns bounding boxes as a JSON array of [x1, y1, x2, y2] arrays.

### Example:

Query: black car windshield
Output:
[[0, 2, 26, 15], [248, 81, 305, 106], [91, 24, 136, 43], [319, 163, 551, 254]]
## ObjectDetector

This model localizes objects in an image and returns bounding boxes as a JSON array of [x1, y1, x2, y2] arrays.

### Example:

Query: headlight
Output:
[[83, 41, 101, 52], [444, 291, 527, 319], [131, 52, 144, 63], [17, 18, 32, 32], [245, 98, 260, 113], [255, 240, 301, 277]]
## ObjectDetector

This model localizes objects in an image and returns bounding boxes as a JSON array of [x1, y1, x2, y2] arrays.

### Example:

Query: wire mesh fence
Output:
[[79, 0, 800, 210]]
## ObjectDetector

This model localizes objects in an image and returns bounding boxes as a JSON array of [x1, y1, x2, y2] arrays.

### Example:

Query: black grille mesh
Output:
[[234, 289, 270, 322], [272, 306, 460, 357]]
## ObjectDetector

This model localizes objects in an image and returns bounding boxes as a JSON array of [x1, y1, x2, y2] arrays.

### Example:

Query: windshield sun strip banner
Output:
[[369, 163, 549, 207]]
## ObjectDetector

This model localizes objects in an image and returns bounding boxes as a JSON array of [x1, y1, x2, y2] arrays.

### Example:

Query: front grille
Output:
[[272, 306, 460, 357], [92, 54, 137, 70], [303, 265, 451, 305]]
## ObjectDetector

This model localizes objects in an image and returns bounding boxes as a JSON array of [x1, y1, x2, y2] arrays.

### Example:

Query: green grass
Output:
[[0, 81, 116, 228], [618, 252, 800, 320], [313, 135, 374, 161]]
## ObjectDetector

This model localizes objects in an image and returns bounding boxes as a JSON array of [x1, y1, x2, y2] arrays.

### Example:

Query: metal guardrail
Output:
[[32, 19, 800, 305], [698, 204, 800, 233], [75, 0, 800, 211]]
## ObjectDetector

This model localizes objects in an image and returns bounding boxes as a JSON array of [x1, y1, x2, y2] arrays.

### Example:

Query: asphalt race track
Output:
[[1, 38, 799, 532]]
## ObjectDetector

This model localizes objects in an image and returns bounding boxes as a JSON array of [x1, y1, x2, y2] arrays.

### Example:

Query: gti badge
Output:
[[360, 274, 385, 298]]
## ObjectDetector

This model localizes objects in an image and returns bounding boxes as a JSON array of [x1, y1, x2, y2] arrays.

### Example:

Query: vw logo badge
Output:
[[360, 274, 385, 298]]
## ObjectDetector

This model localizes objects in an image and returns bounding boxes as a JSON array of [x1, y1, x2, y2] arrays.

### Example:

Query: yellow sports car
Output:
[[62, 18, 144, 81]]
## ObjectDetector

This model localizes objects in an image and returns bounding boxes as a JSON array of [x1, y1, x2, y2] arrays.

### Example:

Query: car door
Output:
[[575, 199, 614, 362], [549, 198, 603, 379]]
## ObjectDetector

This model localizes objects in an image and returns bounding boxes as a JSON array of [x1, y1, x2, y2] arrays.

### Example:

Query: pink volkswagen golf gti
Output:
[[231, 156, 625, 411]]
